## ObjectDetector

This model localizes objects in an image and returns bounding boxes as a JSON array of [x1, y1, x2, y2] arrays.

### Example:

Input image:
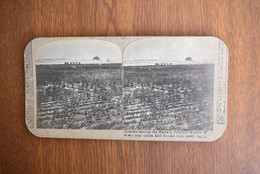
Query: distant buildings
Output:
[[154, 57, 193, 65], [64, 62, 81, 64], [155, 63, 173, 65], [63, 56, 101, 65]]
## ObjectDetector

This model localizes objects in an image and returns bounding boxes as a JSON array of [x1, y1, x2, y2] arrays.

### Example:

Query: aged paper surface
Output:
[[24, 37, 228, 141]]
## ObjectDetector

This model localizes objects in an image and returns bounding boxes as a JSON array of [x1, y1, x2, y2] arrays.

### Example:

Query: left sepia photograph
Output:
[[35, 39, 124, 130]]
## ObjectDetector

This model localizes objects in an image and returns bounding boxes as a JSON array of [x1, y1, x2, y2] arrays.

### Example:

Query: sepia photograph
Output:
[[35, 39, 124, 129], [122, 38, 214, 131]]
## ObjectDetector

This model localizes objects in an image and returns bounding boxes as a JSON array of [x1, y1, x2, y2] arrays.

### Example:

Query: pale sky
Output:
[[35, 37, 216, 65], [123, 37, 215, 66], [35, 39, 122, 64]]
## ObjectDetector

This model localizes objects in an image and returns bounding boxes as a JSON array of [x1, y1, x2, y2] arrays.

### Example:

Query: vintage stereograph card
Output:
[[24, 37, 228, 141]]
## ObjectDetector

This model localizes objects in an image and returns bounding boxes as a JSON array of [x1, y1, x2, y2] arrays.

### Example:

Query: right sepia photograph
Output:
[[122, 38, 214, 131]]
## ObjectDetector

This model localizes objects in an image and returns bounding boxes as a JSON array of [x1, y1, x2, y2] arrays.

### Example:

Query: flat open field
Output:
[[36, 64, 123, 129], [123, 64, 214, 131], [36, 64, 213, 131]]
